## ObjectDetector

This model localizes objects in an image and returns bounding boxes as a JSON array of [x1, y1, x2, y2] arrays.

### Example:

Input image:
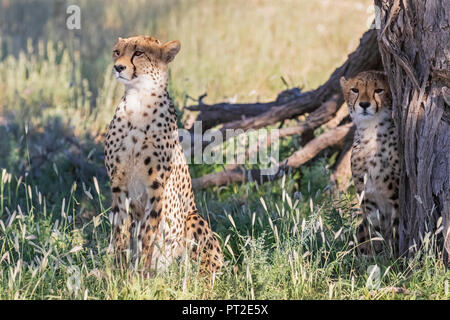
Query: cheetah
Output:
[[104, 36, 223, 274], [340, 71, 400, 256]]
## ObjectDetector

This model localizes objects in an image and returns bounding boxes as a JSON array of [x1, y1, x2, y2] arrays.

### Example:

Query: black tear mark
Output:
[[112, 187, 121, 193]]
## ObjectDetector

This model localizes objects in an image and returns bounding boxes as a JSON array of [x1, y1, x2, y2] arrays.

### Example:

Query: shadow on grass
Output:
[[0, 113, 108, 211]]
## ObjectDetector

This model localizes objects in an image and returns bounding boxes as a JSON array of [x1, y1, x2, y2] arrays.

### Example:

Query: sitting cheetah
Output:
[[104, 36, 223, 274], [340, 71, 400, 255]]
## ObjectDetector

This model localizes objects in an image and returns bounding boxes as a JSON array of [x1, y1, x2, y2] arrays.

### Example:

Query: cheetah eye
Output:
[[351, 88, 359, 93], [135, 51, 144, 57], [374, 88, 384, 94], [113, 50, 120, 57]]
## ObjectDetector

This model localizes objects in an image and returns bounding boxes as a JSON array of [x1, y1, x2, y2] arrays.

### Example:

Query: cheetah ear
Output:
[[340, 76, 350, 101], [161, 40, 181, 63], [340, 76, 348, 90], [115, 37, 125, 46]]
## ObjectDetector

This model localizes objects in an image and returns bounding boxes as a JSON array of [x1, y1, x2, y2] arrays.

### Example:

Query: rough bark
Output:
[[376, 0, 450, 260]]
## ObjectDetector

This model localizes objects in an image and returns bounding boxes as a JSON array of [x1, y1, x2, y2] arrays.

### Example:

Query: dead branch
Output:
[[323, 103, 349, 130], [187, 93, 345, 156], [192, 123, 354, 189], [185, 88, 302, 132], [238, 94, 346, 162], [189, 30, 380, 191], [186, 99, 278, 132], [185, 29, 380, 133], [277, 94, 344, 138], [284, 123, 353, 167]]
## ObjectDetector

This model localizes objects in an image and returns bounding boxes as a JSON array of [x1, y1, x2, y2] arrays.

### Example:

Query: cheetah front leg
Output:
[[137, 178, 167, 271], [356, 200, 385, 256], [106, 156, 135, 266], [357, 198, 403, 257], [110, 191, 134, 266], [185, 211, 223, 274]]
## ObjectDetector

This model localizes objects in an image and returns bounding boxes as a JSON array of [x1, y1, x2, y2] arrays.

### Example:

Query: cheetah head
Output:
[[340, 71, 392, 125], [112, 35, 180, 88]]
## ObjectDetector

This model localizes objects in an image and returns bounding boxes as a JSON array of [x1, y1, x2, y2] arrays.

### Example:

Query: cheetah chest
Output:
[[352, 133, 393, 212]]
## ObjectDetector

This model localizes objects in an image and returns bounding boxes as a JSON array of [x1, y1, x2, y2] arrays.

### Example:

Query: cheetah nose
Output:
[[114, 65, 126, 73], [359, 102, 371, 110]]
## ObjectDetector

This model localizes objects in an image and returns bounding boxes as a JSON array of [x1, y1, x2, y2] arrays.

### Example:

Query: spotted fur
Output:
[[105, 36, 223, 274], [340, 71, 400, 256]]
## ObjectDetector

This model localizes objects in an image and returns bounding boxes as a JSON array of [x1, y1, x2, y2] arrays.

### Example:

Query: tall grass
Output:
[[0, 168, 448, 299]]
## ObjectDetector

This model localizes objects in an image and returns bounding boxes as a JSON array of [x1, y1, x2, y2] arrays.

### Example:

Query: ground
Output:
[[0, 0, 448, 299]]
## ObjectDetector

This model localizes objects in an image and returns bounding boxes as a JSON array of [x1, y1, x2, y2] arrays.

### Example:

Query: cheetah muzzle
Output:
[[105, 35, 223, 274]]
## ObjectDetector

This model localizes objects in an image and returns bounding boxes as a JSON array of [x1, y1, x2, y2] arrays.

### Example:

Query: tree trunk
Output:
[[376, 0, 450, 261]]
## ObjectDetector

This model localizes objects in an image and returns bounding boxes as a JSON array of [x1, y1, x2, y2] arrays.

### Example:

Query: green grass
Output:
[[0, 168, 448, 299], [0, 0, 448, 299]]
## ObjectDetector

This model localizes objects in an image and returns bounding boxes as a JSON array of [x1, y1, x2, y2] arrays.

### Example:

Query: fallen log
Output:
[[330, 131, 354, 192], [185, 29, 381, 133], [241, 94, 346, 161], [185, 88, 302, 132], [192, 123, 354, 189], [186, 94, 345, 156], [189, 29, 380, 191]]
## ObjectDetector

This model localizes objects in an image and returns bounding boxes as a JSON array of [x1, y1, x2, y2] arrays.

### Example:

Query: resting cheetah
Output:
[[104, 36, 223, 274], [340, 71, 400, 255]]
